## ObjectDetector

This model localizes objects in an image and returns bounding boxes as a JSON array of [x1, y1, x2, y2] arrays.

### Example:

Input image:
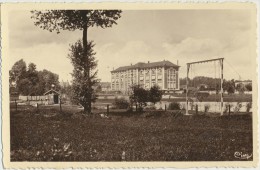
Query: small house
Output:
[[44, 89, 60, 104]]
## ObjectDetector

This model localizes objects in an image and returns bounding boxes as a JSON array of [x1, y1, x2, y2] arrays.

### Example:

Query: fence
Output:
[[19, 95, 46, 101], [10, 97, 251, 116], [11, 98, 63, 113]]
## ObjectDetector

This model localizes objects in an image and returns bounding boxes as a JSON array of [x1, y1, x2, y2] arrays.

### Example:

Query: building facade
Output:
[[111, 60, 180, 93]]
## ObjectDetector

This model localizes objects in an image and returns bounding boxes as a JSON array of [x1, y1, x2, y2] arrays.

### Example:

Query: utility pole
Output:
[[186, 64, 190, 115], [220, 58, 224, 116]]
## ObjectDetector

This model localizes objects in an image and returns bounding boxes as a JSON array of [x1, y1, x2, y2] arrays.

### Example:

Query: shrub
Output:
[[246, 102, 252, 112], [204, 103, 210, 113], [148, 85, 163, 104], [144, 105, 157, 111], [196, 92, 209, 101], [129, 85, 149, 110], [168, 102, 181, 110], [234, 102, 242, 113], [113, 97, 129, 109]]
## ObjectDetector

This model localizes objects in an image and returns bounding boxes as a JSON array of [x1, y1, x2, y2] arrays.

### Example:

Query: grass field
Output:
[[10, 105, 253, 161]]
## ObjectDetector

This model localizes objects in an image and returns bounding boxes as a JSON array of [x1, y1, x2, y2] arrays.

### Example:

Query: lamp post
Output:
[[51, 84, 55, 90]]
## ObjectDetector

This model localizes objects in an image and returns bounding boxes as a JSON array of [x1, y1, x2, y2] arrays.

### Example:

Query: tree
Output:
[[148, 85, 163, 104], [130, 85, 149, 112], [223, 79, 235, 94], [60, 81, 75, 104], [9, 59, 27, 88], [27, 63, 39, 95], [31, 10, 122, 113], [236, 83, 246, 94], [17, 78, 32, 95], [37, 69, 60, 94], [9, 60, 60, 95], [68, 40, 98, 112], [245, 83, 252, 91]]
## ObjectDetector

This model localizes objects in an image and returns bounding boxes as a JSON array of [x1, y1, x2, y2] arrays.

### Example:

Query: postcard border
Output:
[[1, 2, 258, 169]]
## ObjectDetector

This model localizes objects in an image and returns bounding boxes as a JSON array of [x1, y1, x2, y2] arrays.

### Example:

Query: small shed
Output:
[[44, 89, 60, 104]]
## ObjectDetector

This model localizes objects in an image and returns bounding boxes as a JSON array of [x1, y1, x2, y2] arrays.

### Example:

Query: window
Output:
[[152, 69, 156, 75], [145, 70, 150, 79], [158, 68, 162, 73]]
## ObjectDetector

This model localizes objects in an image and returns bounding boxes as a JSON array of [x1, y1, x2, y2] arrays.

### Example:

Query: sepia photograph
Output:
[[1, 2, 258, 168]]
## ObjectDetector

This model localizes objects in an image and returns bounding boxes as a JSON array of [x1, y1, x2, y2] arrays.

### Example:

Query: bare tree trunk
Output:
[[83, 27, 91, 113], [82, 14, 92, 114]]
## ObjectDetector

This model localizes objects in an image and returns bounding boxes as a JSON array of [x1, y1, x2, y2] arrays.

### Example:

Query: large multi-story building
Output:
[[111, 60, 180, 93]]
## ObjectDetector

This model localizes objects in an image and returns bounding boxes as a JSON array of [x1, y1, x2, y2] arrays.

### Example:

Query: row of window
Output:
[[112, 68, 177, 75], [112, 75, 164, 83], [139, 68, 162, 75], [112, 67, 172, 78], [112, 70, 177, 79], [111, 82, 177, 90]]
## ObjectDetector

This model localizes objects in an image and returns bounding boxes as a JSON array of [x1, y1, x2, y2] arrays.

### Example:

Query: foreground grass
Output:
[[10, 105, 253, 161]]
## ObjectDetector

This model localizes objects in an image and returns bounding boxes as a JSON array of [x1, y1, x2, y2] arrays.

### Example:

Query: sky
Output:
[[8, 9, 255, 82]]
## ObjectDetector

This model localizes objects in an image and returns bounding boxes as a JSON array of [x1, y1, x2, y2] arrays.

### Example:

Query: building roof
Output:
[[44, 89, 60, 95], [111, 60, 180, 73]]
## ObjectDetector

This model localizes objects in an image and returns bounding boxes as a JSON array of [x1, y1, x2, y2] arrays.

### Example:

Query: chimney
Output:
[[177, 60, 179, 66], [131, 63, 132, 66], [148, 61, 150, 64]]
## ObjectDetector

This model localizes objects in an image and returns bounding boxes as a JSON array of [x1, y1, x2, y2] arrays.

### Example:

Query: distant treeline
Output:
[[180, 76, 221, 89], [9, 59, 60, 96], [180, 76, 252, 94]]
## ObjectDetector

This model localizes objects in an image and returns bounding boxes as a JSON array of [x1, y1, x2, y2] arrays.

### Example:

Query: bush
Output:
[[204, 103, 210, 113], [144, 105, 157, 111], [168, 102, 181, 110], [234, 102, 242, 113], [113, 97, 129, 109], [246, 102, 252, 112]]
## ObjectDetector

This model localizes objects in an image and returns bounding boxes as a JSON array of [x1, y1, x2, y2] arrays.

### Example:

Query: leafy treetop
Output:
[[31, 10, 122, 33]]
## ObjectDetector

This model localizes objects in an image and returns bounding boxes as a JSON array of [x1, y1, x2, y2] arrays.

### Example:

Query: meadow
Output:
[[10, 104, 253, 161]]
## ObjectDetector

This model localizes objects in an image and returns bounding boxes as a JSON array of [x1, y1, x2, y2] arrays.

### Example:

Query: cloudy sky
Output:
[[8, 9, 255, 82]]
